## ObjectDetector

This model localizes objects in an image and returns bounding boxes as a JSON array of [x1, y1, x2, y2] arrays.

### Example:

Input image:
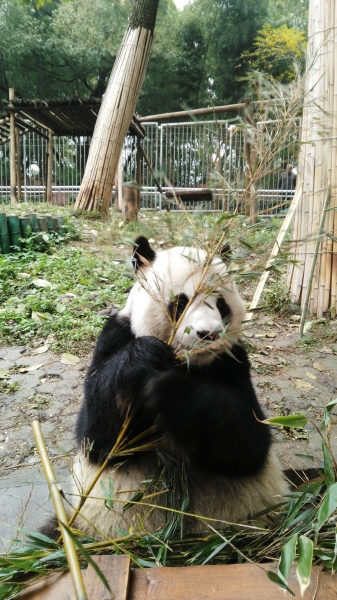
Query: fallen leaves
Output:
[[60, 353, 80, 365], [31, 344, 50, 355], [18, 363, 45, 373], [295, 379, 314, 391]]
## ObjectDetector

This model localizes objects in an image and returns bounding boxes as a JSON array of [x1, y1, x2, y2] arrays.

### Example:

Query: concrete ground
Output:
[[1, 316, 337, 550]]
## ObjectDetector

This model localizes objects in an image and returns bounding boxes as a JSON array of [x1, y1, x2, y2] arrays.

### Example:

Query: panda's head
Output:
[[119, 236, 246, 355]]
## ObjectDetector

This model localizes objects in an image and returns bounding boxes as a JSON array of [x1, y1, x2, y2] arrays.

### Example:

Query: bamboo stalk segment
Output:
[[287, 0, 337, 316]]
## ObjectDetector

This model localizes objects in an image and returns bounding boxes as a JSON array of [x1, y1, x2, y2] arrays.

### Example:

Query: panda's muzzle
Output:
[[197, 330, 220, 342]]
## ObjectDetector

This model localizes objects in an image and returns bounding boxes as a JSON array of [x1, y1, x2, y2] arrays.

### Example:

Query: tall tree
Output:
[[184, 0, 269, 106], [75, 0, 160, 212]]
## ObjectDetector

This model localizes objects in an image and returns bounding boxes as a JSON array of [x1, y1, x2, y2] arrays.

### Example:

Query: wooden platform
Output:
[[17, 555, 337, 599]]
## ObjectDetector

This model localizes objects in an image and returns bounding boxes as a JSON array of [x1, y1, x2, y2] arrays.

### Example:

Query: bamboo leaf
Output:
[[261, 414, 307, 428], [322, 443, 335, 486], [266, 570, 295, 595], [278, 534, 297, 583], [100, 476, 114, 510], [296, 536, 313, 597], [123, 491, 144, 513], [323, 398, 337, 428], [315, 482, 337, 530]]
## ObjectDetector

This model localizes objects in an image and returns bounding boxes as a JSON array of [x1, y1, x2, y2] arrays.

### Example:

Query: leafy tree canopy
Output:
[[238, 24, 306, 83], [0, 0, 309, 114]]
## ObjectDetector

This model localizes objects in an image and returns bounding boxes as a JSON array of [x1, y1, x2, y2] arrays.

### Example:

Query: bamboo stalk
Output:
[[299, 184, 331, 337], [31, 421, 88, 600]]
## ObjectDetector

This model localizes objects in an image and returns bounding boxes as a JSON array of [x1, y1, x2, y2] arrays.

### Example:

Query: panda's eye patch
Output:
[[168, 293, 189, 321], [216, 297, 231, 321]]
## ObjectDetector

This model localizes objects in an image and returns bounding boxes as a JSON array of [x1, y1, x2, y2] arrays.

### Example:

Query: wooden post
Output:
[[121, 183, 138, 222], [9, 88, 17, 205], [46, 129, 53, 204], [115, 150, 123, 211], [15, 127, 21, 203], [136, 136, 142, 210], [244, 99, 251, 218]]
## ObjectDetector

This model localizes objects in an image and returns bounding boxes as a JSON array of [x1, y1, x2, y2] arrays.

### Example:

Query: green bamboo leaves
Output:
[[315, 483, 337, 531], [257, 413, 307, 428], [296, 536, 313, 597], [269, 534, 314, 597]]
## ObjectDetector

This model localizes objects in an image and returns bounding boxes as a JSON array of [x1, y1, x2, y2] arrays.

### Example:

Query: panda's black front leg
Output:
[[144, 348, 272, 477], [76, 314, 176, 463]]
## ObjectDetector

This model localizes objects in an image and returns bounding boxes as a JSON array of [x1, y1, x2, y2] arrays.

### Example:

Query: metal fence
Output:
[[0, 119, 299, 213]]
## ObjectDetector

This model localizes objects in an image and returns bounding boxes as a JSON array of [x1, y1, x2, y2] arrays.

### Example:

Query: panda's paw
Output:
[[144, 370, 189, 415]]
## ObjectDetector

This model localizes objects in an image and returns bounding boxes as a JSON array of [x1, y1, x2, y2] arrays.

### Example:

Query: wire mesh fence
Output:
[[0, 118, 299, 213]]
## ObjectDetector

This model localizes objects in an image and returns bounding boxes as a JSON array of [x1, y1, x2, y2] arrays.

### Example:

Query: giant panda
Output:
[[71, 236, 288, 539]]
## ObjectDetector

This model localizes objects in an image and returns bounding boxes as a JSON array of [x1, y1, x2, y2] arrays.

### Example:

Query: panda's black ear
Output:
[[132, 236, 156, 271], [220, 243, 231, 262]]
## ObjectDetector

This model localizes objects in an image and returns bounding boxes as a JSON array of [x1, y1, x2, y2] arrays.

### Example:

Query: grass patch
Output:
[[0, 204, 288, 356]]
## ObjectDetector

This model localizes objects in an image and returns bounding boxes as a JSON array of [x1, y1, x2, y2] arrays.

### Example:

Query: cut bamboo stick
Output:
[[31, 420, 88, 600]]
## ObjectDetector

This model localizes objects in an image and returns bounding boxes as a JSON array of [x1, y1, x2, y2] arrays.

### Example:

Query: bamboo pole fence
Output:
[[287, 0, 337, 317], [75, 0, 159, 213]]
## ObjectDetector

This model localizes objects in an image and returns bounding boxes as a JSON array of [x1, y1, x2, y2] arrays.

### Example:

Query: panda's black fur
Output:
[[77, 313, 271, 477], [45, 237, 287, 539]]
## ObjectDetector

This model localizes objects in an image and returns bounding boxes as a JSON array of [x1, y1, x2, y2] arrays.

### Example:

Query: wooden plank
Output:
[[16, 559, 337, 600], [85, 555, 130, 600], [17, 571, 76, 599], [128, 563, 335, 600]]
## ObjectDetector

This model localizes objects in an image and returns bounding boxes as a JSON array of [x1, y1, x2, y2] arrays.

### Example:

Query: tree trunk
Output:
[[287, 0, 337, 317], [75, 0, 159, 213]]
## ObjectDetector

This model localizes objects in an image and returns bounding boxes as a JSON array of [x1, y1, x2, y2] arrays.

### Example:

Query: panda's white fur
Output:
[[64, 238, 288, 540], [120, 246, 246, 350]]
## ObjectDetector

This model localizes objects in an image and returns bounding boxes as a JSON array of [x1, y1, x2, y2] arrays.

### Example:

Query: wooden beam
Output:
[[138, 103, 246, 122], [15, 115, 49, 141], [0, 127, 30, 146], [9, 88, 17, 205]]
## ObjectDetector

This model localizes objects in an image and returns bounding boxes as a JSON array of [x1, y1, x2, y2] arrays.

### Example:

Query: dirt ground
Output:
[[1, 314, 337, 479]]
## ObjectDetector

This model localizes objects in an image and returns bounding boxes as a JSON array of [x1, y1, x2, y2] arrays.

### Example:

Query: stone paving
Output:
[[1, 317, 337, 548]]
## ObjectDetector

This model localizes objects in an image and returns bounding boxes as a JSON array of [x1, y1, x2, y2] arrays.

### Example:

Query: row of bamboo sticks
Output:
[[75, 27, 153, 213], [287, 0, 337, 317]]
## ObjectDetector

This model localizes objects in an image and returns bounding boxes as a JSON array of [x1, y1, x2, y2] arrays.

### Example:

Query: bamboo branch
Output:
[[247, 182, 303, 320]]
